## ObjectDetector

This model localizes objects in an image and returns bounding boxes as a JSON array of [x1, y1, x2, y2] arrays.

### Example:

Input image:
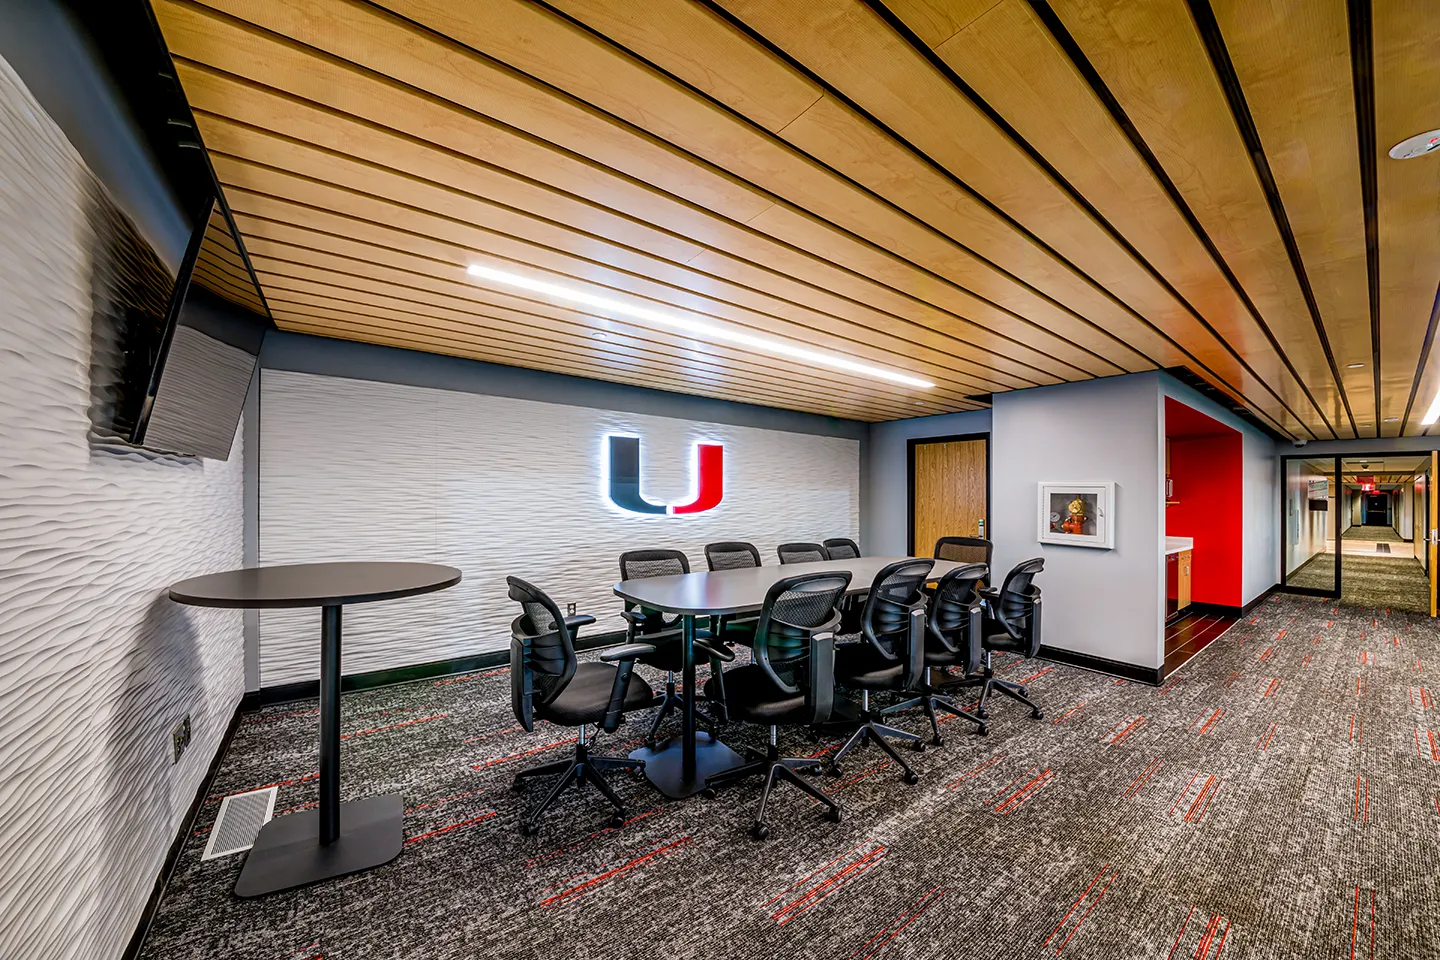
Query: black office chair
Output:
[[934, 536, 993, 566], [829, 558, 934, 784], [946, 558, 1045, 720], [704, 541, 763, 644], [703, 571, 850, 840], [878, 563, 989, 744], [823, 538, 861, 560], [822, 537, 864, 630], [506, 577, 653, 835], [777, 542, 830, 564], [618, 549, 731, 748], [704, 541, 762, 570]]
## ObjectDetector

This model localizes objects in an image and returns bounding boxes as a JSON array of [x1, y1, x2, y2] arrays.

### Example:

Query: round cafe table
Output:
[[169, 561, 461, 897]]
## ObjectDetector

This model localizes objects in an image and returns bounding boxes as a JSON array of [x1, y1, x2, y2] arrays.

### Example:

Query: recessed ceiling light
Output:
[[466, 263, 936, 390], [1346, 362, 1365, 369], [592, 331, 609, 339], [915, 401, 926, 406], [1389, 129, 1440, 159], [1385, 417, 1399, 422]]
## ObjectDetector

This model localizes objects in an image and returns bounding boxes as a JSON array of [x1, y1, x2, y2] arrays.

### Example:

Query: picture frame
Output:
[[1037, 481, 1115, 549]]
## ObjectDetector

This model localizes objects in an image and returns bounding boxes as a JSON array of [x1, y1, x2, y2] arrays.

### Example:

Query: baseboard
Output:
[[1036, 645, 1163, 685], [122, 701, 244, 960], [240, 631, 628, 709], [1239, 584, 1280, 616], [1184, 602, 1243, 617]]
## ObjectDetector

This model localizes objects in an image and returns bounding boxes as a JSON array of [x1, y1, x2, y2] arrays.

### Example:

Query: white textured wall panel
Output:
[[0, 59, 245, 960], [259, 370, 860, 684]]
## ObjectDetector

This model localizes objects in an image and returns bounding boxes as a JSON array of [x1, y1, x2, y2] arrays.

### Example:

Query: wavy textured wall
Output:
[[0, 59, 245, 960], [258, 369, 860, 684]]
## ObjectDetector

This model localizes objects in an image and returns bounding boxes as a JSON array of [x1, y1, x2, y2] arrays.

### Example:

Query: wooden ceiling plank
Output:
[[1213, 0, 1376, 434], [947, 0, 1347, 436], [253, 266, 976, 414], [205, 144, 1042, 391], [701, 0, 1320, 437], [178, 70, 1087, 387], [229, 204, 997, 402], [269, 308, 932, 421], [162, 0, 1134, 379], [238, 234, 983, 408], [270, 303, 953, 421], [1371, 0, 1440, 437]]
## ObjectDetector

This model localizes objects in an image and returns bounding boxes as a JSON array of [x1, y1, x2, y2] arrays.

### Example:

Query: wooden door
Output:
[[910, 437, 987, 555]]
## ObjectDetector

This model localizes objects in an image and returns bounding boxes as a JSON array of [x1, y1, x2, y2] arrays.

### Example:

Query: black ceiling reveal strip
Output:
[[1019, 0, 1333, 440], [1348, 0, 1383, 437], [1187, 0, 1359, 439]]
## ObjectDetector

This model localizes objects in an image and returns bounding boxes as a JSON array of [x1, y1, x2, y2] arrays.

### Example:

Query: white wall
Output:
[[991, 374, 1164, 670], [258, 370, 860, 685], [0, 61, 245, 960], [1283, 464, 1327, 576], [863, 408, 992, 556]]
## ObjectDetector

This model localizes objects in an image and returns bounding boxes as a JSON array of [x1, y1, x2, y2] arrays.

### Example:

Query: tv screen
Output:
[[1308, 498, 1328, 512], [89, 196, 269, 460]]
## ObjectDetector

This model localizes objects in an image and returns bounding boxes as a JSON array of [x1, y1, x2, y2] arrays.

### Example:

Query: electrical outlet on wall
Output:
[[171, 713, 193, 764], [566, 602, 576, 617]]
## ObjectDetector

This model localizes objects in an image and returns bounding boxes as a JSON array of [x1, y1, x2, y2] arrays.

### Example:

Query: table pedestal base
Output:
[[234, 794, 403, 898], [630, 733, 744, 799]]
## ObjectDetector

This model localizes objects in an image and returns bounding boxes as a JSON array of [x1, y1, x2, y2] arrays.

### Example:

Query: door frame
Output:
[[906, 432, 991, 556], [1280, 448, 1438, 609]]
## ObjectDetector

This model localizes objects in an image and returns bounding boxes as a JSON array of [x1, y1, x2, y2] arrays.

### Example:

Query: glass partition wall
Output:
[[1281, 456, 1339, 597]]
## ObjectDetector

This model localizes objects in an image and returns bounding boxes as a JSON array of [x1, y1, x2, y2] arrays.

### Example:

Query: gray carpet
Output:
[[1290, 553, 1430, 615], [1343, 526, 1405, 543], [140, 594, 1440, 959]]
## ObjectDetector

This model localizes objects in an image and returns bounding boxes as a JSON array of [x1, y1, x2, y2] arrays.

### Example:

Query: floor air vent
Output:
[[202, 786, 278, 860], [1376, 543, 1391, 554]]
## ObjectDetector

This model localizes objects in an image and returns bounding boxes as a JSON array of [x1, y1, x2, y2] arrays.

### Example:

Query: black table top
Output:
[[169, 562, 462, 609], [613, 556, 959, 616]]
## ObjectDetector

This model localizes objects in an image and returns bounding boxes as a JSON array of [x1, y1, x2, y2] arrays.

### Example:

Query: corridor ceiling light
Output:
[[1389, 129, 1440, 159], [1346, 362, 1365, 369], [1422, 386, 1440, 425], [466, 263, 935, 390]]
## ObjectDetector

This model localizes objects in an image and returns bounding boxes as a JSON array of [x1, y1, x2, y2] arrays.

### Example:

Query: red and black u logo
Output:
[[606, 435, 723, 515]]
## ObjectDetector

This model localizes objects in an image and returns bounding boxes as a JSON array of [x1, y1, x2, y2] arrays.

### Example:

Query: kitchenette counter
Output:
[[1165, 536, 1194, 556]]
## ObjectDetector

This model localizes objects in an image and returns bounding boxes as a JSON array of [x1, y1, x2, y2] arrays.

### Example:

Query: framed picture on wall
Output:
[[1037, 481, 1115, 549]]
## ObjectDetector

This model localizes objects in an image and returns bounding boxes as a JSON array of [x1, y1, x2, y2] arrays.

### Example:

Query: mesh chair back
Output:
[[934, 536, 993, 566], [506, 577, 577, 730], [618, 549, 689, 631], [777, 542, 830, 565], [859, 558, 935, 657], [705, 541, 761, 571], [752, 572, 851, 718], [822, 538, 861, 560], [996, 558, 1044, 624], [928, 563, 988, 637]]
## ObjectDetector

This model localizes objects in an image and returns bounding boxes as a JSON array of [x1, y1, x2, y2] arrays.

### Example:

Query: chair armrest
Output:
[[598, 642, 657, 662], [694, 637, 737, 662], [564, 614, 596, 633]]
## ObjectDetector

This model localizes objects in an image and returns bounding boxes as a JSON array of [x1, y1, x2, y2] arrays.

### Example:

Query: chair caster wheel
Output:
[[912, 740, 926, 753], [975, 709, 988, 720], [700, 787, 718, 800], [1032, 709, 1044, 720], [750, 821, 770, 841], [903, 771, 919, 786], [806, 729, 821, 742], [931, 736, 944, 747], [644, 738, 658, 751], [977, 725, 989, 737], [822, 806, 842, 824], [1017, 686, 1028, 696], [609, 812, 627, 829], [828, 764, 843, 778], [803, 764, 823, 776], [521, 822, 539, 836]]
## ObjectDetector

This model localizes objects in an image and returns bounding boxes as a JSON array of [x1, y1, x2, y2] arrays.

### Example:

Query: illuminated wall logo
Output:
[[606, 435, 723, 515]]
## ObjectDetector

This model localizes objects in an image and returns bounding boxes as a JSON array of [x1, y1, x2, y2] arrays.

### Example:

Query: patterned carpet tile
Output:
[[140, 594, 1440, 960], [1342, 527, 1405, 543]]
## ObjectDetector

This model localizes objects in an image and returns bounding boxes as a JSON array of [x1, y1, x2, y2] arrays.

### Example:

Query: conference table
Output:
[[614, 556, 960, 799], [169, 561, 461, 897]]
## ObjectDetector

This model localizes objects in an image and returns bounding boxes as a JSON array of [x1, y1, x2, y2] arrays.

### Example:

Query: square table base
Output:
[[629, 733, 744, 799], [234, 794, 404, 898]]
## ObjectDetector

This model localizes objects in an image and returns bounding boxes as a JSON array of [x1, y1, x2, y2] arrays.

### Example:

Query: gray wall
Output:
[[864, 408, 992, 556], [0, 60, 244, 960], [991, 374, 1164, 670]]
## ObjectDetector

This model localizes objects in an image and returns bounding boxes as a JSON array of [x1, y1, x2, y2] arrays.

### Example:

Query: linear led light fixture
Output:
[[1423, 387, 1440, 426], [466, 263, 935, 390]]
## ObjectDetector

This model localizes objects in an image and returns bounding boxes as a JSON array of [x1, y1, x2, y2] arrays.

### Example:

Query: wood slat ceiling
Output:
[[150, 0, 1440, 430]]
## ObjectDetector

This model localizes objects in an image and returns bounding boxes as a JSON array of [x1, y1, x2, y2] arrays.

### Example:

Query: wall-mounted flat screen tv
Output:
[[90, 195, 270, 460], [1308, 498, 1329, 512]]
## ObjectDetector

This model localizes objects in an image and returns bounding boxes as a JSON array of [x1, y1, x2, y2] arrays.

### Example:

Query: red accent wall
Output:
[[1167, 434, 1243, 605]]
